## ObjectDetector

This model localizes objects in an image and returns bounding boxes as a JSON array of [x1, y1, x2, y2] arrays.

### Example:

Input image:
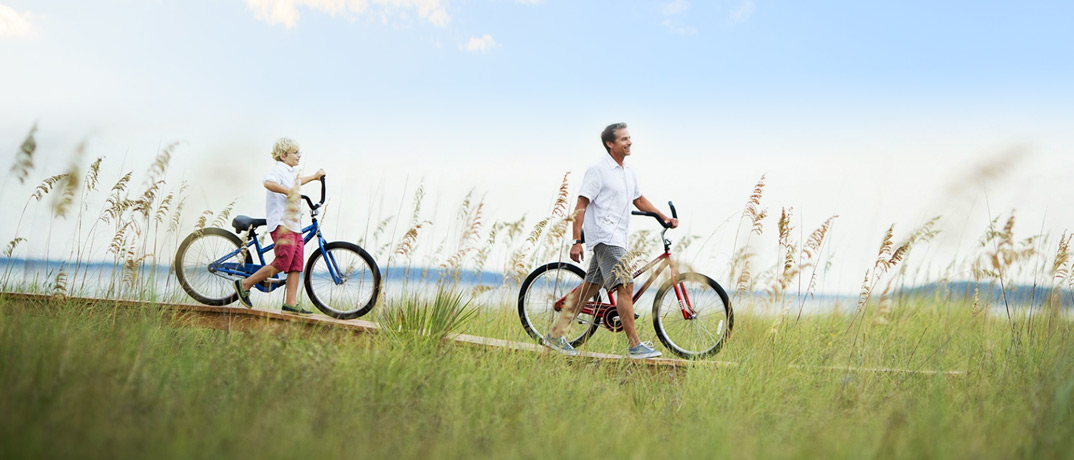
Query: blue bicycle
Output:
[[174, 177, 381, 319]]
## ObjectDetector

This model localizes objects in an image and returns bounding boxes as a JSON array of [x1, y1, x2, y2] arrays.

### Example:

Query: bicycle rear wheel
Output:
[[174, 227, 243, 306], [304, 241, 381, 320], [518, 262, 600, 347], [652, 272, 733, 359]]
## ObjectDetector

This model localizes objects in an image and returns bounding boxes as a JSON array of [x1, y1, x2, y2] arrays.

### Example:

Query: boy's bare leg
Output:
[[241, 264, 282, 291], [549, 281, 601, 338], [284, 272, 301, 306], [616, 283, 641, 348]]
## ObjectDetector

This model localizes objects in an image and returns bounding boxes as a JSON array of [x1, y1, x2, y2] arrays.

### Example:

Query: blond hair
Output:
[[271, 138, 299, 161]]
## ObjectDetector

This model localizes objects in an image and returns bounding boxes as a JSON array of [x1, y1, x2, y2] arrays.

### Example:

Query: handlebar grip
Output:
[[318, 176, 326, 205], [668, 201, 677, 219]]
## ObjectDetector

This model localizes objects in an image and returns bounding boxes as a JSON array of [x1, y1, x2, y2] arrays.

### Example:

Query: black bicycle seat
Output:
[[232, 216, 267, 233]]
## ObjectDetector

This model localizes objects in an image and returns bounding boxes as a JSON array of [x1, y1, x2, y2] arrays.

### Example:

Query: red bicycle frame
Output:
[[551, 245, 698, 332]]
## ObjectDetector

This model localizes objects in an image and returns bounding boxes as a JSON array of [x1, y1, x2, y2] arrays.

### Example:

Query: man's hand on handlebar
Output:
[[665, 218, 679, 229]]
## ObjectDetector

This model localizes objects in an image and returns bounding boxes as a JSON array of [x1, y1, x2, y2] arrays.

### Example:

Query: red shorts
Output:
[[270, 227, 305, 273]]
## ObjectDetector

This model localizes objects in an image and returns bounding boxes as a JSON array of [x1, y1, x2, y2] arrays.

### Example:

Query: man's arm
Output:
[[633, 195, 678, 228], [569, 196, 590, 263]]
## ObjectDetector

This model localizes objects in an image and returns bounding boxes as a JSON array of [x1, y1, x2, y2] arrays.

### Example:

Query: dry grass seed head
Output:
[[50, 267, 68, 298], [84, 157, 103, 192], [735, 258, 752, 295], [11, 123, 37, 185], [856, 270, 872, 313], [32, 174, 69, 202], [394, 221, 430, 257], [410, 181, 425, 225], [551, 172, 570, 218], [167, 182, 190, 234], [212, 201, 236, 228], [3, 238, 27, 258], [742, 174, 768, 235], [1054, 232, 1073, 283], [194, 209, 213, 232], [874, 225, 896, 272], [52, 141, 86, 219], [611, 248, 646, 286]]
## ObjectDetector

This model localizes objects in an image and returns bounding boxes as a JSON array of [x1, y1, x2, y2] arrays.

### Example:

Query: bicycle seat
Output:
[[232, 215, 267, 233]]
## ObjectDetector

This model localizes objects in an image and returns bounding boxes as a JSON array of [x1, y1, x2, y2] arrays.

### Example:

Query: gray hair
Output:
[[600, 122, 627, 153]]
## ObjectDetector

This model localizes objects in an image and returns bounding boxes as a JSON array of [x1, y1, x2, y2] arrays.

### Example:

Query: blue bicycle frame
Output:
[[208, 181, 346, 293]]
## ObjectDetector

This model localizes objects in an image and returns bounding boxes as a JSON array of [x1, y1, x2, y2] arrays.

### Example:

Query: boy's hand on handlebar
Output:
[[570, 243, 584, 263], [314, 169, 326, 180]]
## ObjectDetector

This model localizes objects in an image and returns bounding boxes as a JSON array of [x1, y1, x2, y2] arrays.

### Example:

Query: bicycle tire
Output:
[[174, 227, 243, 306], [304, 241, 381, 320], [652, 272, 733, 359], [518, 262, 600, 347]]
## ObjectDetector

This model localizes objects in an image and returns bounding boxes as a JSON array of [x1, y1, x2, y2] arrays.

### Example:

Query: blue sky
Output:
[[2, 0, 1072, 292]]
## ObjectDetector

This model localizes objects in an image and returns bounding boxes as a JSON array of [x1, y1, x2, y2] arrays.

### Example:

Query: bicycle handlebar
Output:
[[300, 175, 327, 211], [630, 200, 676, 228]]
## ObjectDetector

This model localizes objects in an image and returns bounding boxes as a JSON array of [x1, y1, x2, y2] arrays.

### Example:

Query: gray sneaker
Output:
[[627, 341, 662, 359], [541, 335, 579, 356]]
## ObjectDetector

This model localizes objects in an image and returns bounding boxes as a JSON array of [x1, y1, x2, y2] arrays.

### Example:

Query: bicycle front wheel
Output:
[[304, 241, 381, 320], [652, 272, 733, 359], [174, 227, 243, 306], [518, 262, 600, 348]]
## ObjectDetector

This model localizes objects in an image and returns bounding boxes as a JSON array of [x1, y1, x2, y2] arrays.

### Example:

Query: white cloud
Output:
[[0, 3, 36, 39], [462, 33, 498, 53], [661, 0, 689, 16], [662, 19, 696, 36], [244, 0, 451, 29], [730, 0, 755, 24], [660, 1, 694, 35]]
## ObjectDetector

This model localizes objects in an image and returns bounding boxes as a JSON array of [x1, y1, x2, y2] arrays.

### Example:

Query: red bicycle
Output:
[[517, 202, 733, 359]]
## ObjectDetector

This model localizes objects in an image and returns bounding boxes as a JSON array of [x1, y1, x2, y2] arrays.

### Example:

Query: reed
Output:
[[8, 123, 37, 186]]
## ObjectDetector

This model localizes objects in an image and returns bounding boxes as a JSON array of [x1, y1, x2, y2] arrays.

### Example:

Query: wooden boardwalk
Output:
[[0, 292, 963, 375]]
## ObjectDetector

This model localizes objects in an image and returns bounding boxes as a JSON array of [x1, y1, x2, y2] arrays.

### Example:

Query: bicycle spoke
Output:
[[653, 273, 731, 358], [518, 263, 599, 347]]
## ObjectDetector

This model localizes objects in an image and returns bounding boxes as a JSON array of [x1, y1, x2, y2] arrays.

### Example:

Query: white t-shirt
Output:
[[578, 154, 641, 250], [263, 161, 302, 233]]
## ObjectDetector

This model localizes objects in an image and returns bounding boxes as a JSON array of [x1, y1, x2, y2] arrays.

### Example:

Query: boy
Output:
[[233, 137, 326, 314]]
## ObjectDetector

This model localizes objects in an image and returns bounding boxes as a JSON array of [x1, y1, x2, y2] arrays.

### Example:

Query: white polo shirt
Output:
[[578, 154, 641, 250], [263, 161, 302, 233]]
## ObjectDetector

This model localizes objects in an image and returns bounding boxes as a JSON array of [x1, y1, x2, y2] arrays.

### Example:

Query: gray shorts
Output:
[[584, 243, 633, 291]]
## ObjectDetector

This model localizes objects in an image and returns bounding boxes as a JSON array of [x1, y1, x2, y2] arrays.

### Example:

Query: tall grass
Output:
[[2, 294, 1072, 458]]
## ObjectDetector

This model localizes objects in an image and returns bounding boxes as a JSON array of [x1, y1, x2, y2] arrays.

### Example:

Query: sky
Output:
[[1, 0, 1073, 294]]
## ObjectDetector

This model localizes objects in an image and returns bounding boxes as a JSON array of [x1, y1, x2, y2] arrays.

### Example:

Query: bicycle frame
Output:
[[552, 207, 699, 331]]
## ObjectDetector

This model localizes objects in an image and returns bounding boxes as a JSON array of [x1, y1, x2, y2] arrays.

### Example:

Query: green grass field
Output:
[[2, 295, 1071, 459]]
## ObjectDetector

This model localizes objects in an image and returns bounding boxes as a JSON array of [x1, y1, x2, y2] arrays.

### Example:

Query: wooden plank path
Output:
[[0, 292, 963, 376]]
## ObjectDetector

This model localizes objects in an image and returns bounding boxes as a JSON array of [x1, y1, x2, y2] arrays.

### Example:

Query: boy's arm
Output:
[[263, 180, 290, 194], [299, 169, 327, 185]]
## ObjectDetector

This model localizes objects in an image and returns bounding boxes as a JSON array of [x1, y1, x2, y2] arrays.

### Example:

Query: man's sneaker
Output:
[[541, 335, 579, 356], [627, 341, 662, 359], [233, 279, 253, 308], [281, 303, 313, 315]]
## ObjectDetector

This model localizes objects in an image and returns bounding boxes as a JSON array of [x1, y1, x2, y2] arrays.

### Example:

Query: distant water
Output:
[[2, 258, 1070, 319], [0, 257, 518, 306]]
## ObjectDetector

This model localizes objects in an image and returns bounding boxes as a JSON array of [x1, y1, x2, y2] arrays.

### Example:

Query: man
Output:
[[543, 122, 678, 359]]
